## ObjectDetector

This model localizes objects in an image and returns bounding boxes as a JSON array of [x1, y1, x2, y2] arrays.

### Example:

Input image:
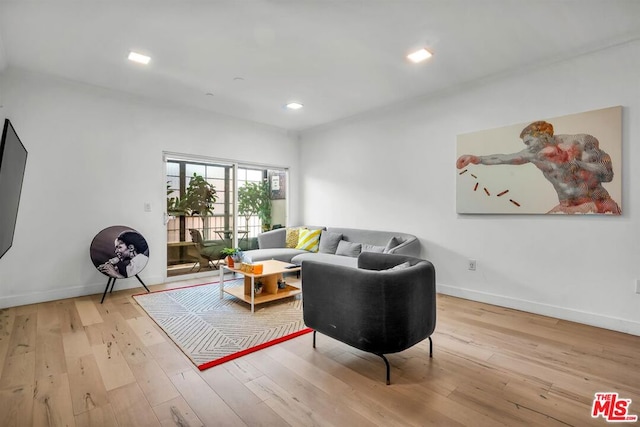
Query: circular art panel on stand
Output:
[[90, 225, 150, 279]]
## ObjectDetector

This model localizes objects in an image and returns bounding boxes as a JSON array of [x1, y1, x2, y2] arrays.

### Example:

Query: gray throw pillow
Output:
[[318, 231, 343, 254], [335, 240, 362, 257], [383, 236, 402, 253], [361, 243, 385, 253], [385, 261, 411, 271]]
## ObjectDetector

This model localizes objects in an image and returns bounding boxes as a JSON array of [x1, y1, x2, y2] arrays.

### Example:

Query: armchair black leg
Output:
[[376, 353, 391, 385], [312, 330, 317, 348], [429, 336, 433, 357]]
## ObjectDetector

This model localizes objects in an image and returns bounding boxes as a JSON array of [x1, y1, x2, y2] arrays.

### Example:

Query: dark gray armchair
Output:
[[302, 252, 436, 384]]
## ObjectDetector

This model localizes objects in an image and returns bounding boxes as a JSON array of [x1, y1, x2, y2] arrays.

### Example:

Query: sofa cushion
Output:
[[285, 227, 301, 248], [335, 240, 361, 257], [326, 227, 419, 257], [318, 230, 343, 254], [361, 243, 385, 253], [292, 252, 359, 268], [296, 228, 322, 252], [243, 248, 307, 263]]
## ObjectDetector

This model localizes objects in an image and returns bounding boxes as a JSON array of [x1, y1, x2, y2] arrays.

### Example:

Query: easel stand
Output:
[[100, 274, 150, 303]]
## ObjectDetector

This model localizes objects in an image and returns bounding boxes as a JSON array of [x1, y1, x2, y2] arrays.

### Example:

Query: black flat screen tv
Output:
[[0, 119, 28, 260]]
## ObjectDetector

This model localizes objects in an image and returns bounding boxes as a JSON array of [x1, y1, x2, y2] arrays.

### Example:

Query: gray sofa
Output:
[[242, 226, 420, 267]]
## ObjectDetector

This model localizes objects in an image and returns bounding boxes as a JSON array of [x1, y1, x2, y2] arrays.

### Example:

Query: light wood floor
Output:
[[1, 275, 639, 426]]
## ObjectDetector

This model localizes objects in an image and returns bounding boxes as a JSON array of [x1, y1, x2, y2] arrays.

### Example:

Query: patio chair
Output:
[[188, 229, 225, 270]]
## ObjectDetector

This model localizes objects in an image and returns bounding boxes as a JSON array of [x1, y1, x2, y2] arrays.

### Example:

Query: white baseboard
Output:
[[0, 274, 164, 309], [437, 284, 640, 337]]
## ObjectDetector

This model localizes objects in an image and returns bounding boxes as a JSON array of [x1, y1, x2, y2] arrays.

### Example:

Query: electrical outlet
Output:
[[636, 279, 640, 294], [468, 259, 477, 271], [144, 202, 152, 212]]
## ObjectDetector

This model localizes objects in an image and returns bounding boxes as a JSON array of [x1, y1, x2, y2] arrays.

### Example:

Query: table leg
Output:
[[251, 276, 255, 313], [219, 265, 225, 299]]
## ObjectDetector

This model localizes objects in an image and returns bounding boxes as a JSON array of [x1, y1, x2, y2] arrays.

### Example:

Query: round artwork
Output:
[[90, 226, 150, 279]]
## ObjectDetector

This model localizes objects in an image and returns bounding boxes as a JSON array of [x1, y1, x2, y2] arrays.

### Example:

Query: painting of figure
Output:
[[456, 106, 621, 215]]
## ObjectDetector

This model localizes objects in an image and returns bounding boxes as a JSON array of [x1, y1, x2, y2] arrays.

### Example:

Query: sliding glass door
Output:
[[165, 154, 288, 277]]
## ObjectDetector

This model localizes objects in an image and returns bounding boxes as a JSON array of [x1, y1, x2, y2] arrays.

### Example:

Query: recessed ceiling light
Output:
[[286, 102, 303, 110], [128, 51, 151, 65], [407, 48, 432, 63]]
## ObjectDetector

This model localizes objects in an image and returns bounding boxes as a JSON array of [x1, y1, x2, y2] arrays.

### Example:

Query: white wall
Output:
[[300, 40, 640, 336], [0, 30, 6, 72], [0, 68, 300, 308]]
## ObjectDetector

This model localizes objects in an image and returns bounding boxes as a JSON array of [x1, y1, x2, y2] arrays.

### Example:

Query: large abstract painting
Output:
[[456, 106, 622, 215]]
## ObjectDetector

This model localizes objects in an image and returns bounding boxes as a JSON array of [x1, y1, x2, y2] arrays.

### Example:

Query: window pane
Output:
[[186, 164, 206, 178], [166, 161, 180, 176], [207, 165, 226, 179], [167, 158, 287, 278], [246, 169, 263, 182]]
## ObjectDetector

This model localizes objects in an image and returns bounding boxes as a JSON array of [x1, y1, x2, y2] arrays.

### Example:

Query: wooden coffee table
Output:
[[219, 259, 301, 312]]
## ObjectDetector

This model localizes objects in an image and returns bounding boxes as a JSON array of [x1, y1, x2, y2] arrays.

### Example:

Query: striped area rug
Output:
[[133, 279, 312, 370]]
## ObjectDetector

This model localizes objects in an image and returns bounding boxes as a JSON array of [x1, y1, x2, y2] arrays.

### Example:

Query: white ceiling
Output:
[[1, 1, 639, 132]]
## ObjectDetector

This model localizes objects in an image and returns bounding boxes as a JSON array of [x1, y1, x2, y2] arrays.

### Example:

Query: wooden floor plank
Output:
[[222, 355, 266, 385], [0, 276, 638, 426], [126, 316, 166, 347], [35, 329, 67, 380], [0, 308, 16, 379], [170, 369, 245, 426], [91, 341, 136, 391], [66, 354, 110, 416], [101, 311, 155, 366], [74, 299, 104, 327], [32, 372, 76, 427], [256, 347, 390, 426], [146, 341, 193, 377], [0, 383, 35, 426], [0, 351, 36, 389], [5, 313, 37, 357], [108, 382, 161, 426], [245, 374, 330, 427], [59, 301, 86, 335], [73, 404, 118, 427], [35, 302, 67, 380], [152, 395, 205, 427], [201, 362, 288, 427], [130, 358, 180, 407]]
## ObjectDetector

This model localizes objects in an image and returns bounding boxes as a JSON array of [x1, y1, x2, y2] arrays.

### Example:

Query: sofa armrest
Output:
[[257, 228, 286, 249], [387, 236, 420, 256], [358, 251, 422, 270]]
